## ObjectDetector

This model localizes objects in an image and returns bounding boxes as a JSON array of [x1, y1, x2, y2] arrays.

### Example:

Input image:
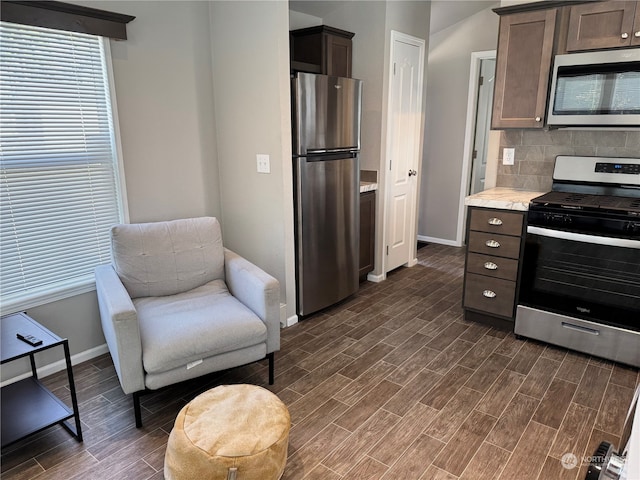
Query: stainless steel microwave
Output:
[[547, 49, 640, 127]]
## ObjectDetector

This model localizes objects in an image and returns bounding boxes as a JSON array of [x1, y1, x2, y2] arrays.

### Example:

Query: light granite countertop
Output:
[[360, 169, 378, 193], [464, 187, 546, 211], [360, 181, 378, 193]]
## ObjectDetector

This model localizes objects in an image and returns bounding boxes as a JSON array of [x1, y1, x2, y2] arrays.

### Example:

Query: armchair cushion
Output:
[[111, 217, 225, 299], [135, 279, 267, 374]]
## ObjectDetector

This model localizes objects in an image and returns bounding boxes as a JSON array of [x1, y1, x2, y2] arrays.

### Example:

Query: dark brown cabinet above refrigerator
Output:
[[290, 25, 354, 77]]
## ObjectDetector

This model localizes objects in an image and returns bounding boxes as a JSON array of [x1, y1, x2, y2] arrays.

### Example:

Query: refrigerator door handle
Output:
[[304, 151, 359, 162]]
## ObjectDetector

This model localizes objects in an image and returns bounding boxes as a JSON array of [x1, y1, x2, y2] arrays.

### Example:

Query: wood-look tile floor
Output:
[[2, 244, 639, 480]]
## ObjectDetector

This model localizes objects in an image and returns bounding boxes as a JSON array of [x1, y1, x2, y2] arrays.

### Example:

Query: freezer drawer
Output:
[[294, 154, 359, 316]]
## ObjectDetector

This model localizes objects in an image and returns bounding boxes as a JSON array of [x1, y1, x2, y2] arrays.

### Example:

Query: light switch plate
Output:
[[257, 154, 270, 174], [503, 148, 515, 165]]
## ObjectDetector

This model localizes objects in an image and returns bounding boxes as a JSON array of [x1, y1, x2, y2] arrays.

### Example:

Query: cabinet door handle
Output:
[[635, 31, 640, 37], [484, 261, 498, 270], [485, 239, 500, 248], [621, 32, 629, 39], [488, 217, 503, 226], [483, 290, 497, 298], [535, 116, 541, 122]]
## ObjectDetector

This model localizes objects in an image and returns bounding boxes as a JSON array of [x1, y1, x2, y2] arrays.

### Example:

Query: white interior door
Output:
[[456, 50, 497, 248], [385, 32, 425, 273], [469, 58, 496, 195]]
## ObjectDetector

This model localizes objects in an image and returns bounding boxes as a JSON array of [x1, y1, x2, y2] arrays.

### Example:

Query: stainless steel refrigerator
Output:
[[292, 72, 363, 317]]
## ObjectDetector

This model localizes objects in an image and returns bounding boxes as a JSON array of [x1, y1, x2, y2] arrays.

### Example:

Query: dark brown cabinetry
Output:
[[359, 191, 375, 280], [492, 8, 557, 129], [463, 208, 526, 328], [290, 25, 354, 77], [565, 1, 640, 51]]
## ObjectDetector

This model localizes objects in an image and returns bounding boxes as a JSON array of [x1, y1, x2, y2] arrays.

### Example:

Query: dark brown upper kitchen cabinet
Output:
[[491, 8, 557, 129], [564, 1, 640, 51], [290, 25, 354, 77]]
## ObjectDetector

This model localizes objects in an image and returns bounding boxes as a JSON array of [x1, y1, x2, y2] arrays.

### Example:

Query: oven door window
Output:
[[520, 233, 640, 331]]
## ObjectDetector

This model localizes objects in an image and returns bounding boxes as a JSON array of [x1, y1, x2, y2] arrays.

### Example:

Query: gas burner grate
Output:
[[564, 193, 588, 202], [532, 191, 601, 209], [531, 191, 640, 214]]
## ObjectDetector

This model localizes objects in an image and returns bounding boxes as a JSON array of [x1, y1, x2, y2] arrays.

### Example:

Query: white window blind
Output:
[[0, 22, 124, 313]]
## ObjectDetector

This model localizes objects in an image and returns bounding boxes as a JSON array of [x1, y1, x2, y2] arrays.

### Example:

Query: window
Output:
[[0, 22, 126, 314]]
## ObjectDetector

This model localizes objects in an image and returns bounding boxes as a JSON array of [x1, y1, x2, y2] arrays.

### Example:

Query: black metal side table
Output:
[[1, 312, 83, 447]]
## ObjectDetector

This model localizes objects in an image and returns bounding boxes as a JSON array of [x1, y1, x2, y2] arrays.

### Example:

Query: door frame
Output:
[[382, 30, 426, 275], [456, 50, 497, 247]]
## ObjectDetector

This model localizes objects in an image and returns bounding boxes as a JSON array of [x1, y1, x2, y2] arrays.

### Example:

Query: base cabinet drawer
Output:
[[464, 273, 516, 318], [469, 208, 524, 236], [466, 253, 519, 282], [467, 231, 522, 259]]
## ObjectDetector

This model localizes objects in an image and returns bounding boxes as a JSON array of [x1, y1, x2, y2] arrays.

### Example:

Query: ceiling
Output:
[[289, 0, 498, 36]]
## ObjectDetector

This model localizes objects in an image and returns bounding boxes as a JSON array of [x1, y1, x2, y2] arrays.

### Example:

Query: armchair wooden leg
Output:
[[133, 391, 143, 428], [267, 352, 275, 385]]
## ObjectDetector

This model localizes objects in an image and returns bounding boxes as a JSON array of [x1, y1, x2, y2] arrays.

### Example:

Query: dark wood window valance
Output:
[[0, 1, 135, 40]]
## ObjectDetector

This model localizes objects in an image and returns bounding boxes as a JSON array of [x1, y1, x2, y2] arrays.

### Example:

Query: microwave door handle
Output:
[[527, 226, 640, 249]]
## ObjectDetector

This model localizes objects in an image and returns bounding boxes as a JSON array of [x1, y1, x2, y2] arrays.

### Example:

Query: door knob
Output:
[[408, 169, 417, 177]]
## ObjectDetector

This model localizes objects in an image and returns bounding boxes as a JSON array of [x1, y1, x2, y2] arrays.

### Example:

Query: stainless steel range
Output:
[[516, 155, 640, 368]]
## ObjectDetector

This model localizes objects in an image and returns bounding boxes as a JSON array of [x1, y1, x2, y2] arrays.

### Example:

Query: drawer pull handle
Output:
[[484, 262, 498, 270], [488, 217, 503, 226], [485, 240, 500, 248], [561, 322, 600, 336], [483, 290, 497, 298]]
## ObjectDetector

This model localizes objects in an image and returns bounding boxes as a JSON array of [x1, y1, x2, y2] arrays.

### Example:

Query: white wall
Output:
[[419, 7, 499, 243], [2, 1, 222, 381], [107, 1, 221, 223], [209, 1, 295, 321]]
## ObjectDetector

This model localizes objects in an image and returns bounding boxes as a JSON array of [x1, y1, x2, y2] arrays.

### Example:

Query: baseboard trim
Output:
[[367, 272, 386, 283], [1, 343, 110, 387], [283, 314, 298, 328], [408, 257, 418, 267], [417, 235, 462, 247]]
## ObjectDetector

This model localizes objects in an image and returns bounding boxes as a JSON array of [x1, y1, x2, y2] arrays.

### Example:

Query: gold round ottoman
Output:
[[165, 384, 290, 480]]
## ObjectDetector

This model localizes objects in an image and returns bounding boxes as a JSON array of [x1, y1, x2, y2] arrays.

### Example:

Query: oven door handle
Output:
[[527, 226, 640, 249]]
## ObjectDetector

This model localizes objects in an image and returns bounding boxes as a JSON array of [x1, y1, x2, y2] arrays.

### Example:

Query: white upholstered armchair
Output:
[[94, 217, 280, 427]]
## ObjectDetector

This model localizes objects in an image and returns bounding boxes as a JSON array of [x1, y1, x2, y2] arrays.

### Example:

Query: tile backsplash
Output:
[[496, 129, 640, 192]]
